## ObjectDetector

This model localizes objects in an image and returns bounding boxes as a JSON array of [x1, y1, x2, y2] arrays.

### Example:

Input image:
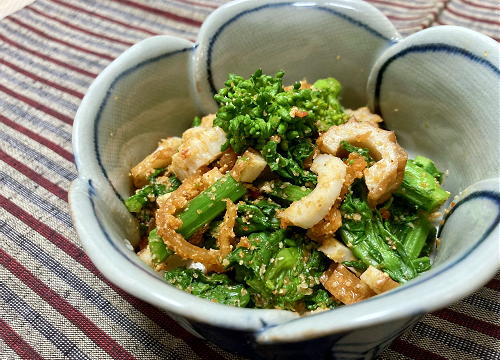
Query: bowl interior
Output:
[[193, 0, 400, 112], [93, 43, 198, 199], [367, 26, 499, 197]]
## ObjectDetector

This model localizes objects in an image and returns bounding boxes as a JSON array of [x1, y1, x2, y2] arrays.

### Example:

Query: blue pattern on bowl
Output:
[[204, 1, 397, 95], [373, 42, 500, 115], [70, 0, 500, 358], [91, 46, 195, 202]]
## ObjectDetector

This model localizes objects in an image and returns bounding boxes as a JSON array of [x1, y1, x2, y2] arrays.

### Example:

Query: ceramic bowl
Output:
[[70, 0, 500, 358]]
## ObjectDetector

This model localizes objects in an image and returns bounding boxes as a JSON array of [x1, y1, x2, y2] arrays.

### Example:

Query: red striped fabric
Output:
[[0, 150, 68, 201], [0, 317, 45, 360], [446, 5, 500, 26], [0, 84, 74, 125], [27, 6, 136, 47], [0, 249, 138, 360], [459, 0, 499, 11], [367, 0, 439, 10], [178, 0, 219, 9], [389, 338, 449, 360], [6, 16, 116, 61], [0, 32, 98, 78], [0, 1, 498, 359], [1, 115, 73, 161], [0, 58, 84, 99], [436, 0, 500, 40], [48, 0, 159, 36], [433, 308, 500, 338], [110, 0, 203, 27], [0, 194, 225, 360]]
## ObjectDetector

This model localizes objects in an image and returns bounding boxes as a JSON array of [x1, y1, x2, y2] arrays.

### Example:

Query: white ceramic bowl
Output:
[[70, 0, 500, 358]]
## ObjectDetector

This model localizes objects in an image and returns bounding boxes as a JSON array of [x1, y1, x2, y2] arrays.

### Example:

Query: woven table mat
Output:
[[0, 0, 498, 359]]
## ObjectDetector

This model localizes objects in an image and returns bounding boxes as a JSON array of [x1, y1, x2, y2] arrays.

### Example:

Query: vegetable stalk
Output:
[[401, 217, 432, 259], [259, 180, 312, 204], [413, 156, 443, 183], [176, 174, 246, 239], [125, 175, 180, 213], [125, 184, 166, 213], [148, 228, 173, 264], [395, 159, 450, 211]]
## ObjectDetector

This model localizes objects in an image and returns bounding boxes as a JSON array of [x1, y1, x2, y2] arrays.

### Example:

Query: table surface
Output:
[[0, 0, 498, 359]]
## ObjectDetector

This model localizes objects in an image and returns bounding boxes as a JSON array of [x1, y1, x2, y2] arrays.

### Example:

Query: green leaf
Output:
[[191, 116, 202, 127], [261, 140, 317, 186], [341, 141, 374, 165], [164, 268, 250, 307], [235, 201, 281, 236], [226, 230, 330, 310]]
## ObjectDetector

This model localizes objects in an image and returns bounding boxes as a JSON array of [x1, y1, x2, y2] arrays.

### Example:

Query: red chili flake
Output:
[[295, 110, 308, 118], [380, 208, 391, 220], [248, 188, 262, 199], [139, 236, 149, 250]]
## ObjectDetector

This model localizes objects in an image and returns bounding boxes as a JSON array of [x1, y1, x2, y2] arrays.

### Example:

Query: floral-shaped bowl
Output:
[[69, 0, 500, 358]]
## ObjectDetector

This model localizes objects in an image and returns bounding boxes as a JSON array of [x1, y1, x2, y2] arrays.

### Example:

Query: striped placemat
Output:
[[0, 0, 498, 359]]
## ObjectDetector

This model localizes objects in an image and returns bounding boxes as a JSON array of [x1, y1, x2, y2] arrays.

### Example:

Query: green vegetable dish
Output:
[[126, 70, 450, 313]]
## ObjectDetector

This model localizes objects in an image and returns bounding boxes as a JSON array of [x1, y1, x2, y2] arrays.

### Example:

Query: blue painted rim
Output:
[[373, 43, 500, 115], [206, 1, 397, 95], [438, 190, 500, 238]]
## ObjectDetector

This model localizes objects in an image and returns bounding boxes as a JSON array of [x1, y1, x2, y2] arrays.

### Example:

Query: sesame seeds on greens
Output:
[[125, 70, 450, 313]]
